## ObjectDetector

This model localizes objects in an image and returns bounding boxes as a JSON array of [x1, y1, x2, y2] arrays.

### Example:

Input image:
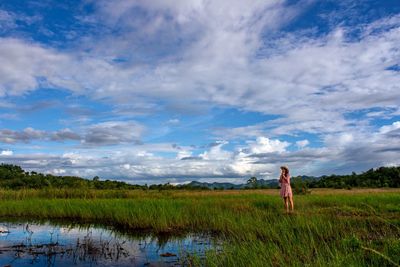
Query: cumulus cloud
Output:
[[0, 4, 399, 132], [0, 120, 399, 183], [50, 128, 81, 142], [82, 121, 145, 146], [0, 2, 399, 182], [247, 137, 290, 154], [0, 127, 46, 143], [379, 121, 400, 134], [176, 149, 192, 160], [0, 150, 13, 156], [0, 38, 66, 96], [0, 127, 80, 144], [296, 139, 309, 148], [0, 121, 145, 145], [199, 141, 232, 160]]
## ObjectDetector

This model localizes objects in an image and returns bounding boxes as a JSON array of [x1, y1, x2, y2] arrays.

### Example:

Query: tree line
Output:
[[303, 166, 400, 189], [0, 164, 399, 190], [0, 164, 205, 190]]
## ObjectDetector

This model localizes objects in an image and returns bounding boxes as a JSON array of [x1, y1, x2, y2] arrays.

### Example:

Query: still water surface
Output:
[[0, 221, 219, 267]]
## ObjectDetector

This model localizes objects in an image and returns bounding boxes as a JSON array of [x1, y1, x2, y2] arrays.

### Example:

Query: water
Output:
[[0, 222, 220, 267]]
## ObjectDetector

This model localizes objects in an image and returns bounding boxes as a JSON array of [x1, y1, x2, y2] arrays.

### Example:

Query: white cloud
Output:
[[0, 2, 400, 182], [296, 139, 309, 148], [0, 7, 399, 137], [0, 38, 67, 97], [0, 119, 398, 183], [122, 164, 131, 170], [0, 121, 145, 145], [82, 121, 145, 146], [0, 127, 46, 143], [199, 141, 232, 160], [0, 150, 13, 156], [51, 168, 66, 175], [248, 137, 289, 154], [167, 119, 180, 125], [336, 133, 354, 146], [379, 121, 400, 134], [176, 149, 192, 160]]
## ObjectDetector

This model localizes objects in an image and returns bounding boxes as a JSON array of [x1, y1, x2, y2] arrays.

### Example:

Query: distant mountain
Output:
[[187, 178, 280, 190], [187, 181, 243, 189]]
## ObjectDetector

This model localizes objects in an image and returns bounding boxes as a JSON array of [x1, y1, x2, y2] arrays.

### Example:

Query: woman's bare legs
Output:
[[284, 197, 289, 213], [289, 195, 294, 212]]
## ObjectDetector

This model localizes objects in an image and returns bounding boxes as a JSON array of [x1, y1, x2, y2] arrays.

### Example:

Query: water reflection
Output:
[[0, 222, 220, 267]]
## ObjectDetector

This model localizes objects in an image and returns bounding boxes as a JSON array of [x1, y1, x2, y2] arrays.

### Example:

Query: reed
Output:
[[0, 188, 398, 266]]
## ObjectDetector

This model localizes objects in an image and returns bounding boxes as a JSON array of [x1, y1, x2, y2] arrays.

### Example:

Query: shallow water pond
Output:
[[0, 221, 220, 267]]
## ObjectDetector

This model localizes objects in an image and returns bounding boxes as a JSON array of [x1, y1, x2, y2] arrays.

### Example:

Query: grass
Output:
[[0, 188, 399, 266]]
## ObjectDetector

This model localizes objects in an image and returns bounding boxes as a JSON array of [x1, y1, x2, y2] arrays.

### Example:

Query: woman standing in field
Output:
[[279, 166, 294, 213]]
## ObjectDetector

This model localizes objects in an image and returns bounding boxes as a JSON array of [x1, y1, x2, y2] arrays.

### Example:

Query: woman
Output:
[[279, 166, 294, 213]]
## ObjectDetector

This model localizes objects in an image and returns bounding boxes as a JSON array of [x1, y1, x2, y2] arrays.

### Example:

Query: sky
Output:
[[0, 0, 400, 184]]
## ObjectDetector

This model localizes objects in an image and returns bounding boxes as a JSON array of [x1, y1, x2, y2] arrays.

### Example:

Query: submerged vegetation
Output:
[[0, 189, 399, 266]]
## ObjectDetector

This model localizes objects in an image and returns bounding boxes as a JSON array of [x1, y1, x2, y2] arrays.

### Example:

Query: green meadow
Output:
[[0, 188, 399, 266]]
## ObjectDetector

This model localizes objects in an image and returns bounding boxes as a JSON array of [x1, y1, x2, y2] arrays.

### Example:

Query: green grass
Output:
[[0, 189, 399, 266]]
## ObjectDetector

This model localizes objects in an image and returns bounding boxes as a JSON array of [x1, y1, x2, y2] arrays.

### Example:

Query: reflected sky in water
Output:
[[0, 222, 219, 267]]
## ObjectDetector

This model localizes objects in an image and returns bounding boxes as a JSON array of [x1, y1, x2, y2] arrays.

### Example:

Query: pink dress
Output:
[[279, 174, 292, 198]]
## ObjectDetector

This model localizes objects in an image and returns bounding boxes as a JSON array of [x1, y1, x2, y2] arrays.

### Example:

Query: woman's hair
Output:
[[280, 166, 289, 175]]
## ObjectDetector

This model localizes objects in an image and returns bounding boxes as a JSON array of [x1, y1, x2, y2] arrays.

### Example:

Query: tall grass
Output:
[[0, 188, 398, 266]]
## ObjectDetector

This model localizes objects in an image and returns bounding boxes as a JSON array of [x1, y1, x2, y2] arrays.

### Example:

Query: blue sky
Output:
[[0, 0, 400, 184]]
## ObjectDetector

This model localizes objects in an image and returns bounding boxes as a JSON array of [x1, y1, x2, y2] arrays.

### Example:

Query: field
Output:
[[0, 188, 399, 266]]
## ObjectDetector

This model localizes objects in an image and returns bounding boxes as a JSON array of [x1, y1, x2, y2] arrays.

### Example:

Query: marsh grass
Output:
[[0, 188, 399, 266]]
